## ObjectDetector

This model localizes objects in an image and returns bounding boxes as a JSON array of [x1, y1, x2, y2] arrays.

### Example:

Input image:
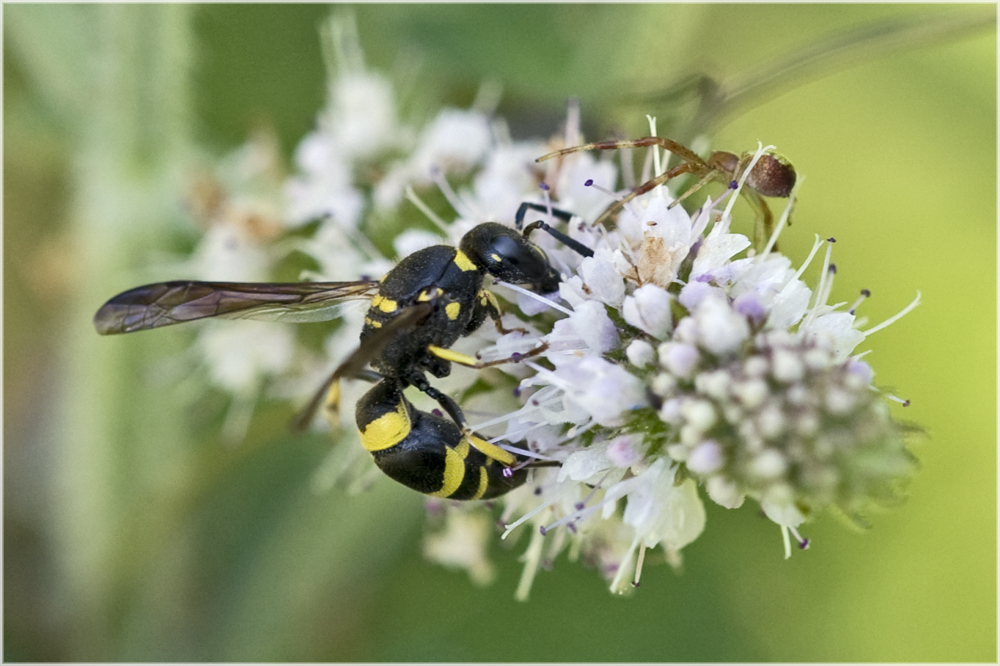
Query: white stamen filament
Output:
[[496, 281, 574, 315], [404, 185, 451, 235], [503, 496, 556, 539], [515, 519, 548, 601], [862, 291, 922, 337], [469, 391, 563, 431], [722, 142, 775, 222], [494, 442, 560, 462], [585, 180, 643, 221], [848, 289, 871, 315], [793, 234, 826, 283], [758, 175, 803, 259], [564, 97, 581, 147], [610, 535, 642, 593], [801, 239, 835, 330], [430, 168, 480, 222], [633, 543, 647, 587], [646, 115, 664, 180], [620, 146, 635, 190]]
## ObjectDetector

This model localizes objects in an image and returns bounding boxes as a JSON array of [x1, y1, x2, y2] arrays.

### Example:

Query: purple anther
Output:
[[575, 502, 585, 511], [827, 237, 836, 243], [829, 264, 837, 274], [512, 386, 522, 398], [511, 352, 523, 362], [902, 399, 911, 407], [861, 289, 871, 297], [632, 581, 641, 588], [531, 399, 539, 406], [502, 467, 513, 478], [540, 182, 550, 191], [359, 274, 371, 282], [539, 525, 547, 536], [729, 180, 739, 189], [798, 537, 810, 550], [432, 408, 443, 417], [567, 522, 577, 534], [584, 179, 594, 187], [534, 486, 543, 496]]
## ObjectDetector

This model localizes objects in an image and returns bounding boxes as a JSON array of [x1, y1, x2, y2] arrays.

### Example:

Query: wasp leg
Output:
[[667, 168, 721, 210], [291, 303, 434, 431], [470, 288, 529, 336], [514, 201, 575, 230], [741, 188, 774, 253]]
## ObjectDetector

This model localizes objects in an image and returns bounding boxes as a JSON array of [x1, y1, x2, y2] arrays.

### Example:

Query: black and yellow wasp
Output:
[[94, 203, 592, 500]]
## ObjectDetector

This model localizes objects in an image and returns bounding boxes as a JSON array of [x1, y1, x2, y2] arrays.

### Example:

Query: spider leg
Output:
[[537, 136, 707, 167], [592, 161, 697, 228], [667, 169, 724, 210]]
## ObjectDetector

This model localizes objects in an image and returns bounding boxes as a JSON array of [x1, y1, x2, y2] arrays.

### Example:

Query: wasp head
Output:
[[460, 222, 561, 293]]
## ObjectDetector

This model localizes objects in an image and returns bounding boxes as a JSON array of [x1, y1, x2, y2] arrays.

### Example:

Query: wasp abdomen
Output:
[[356, 379, 527, 500]]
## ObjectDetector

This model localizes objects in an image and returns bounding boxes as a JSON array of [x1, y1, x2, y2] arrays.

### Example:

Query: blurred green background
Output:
[[4, 4, 995, 661]]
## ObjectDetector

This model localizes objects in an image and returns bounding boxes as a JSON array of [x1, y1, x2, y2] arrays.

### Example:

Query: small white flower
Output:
[[622, 284, 673, 339]]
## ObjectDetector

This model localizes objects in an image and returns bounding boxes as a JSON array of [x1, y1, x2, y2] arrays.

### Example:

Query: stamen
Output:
[[470, 391, 562, 431], [886, 394, 911, 407], [848, 289, 871, 315], [632, 543, 647, 587], [495, 443, 560, 462], [789, 525, 810, 550], [471, 79, 503, 115], [645, 115, 664, 179], [564, 97, 581, 147], [576, 469, 614, 510], [515, 522, 548, 602], [497, 281, 574, 315], [758, 176, 803, 259], [862, 291, 922, 337], [781, 524, 792, 559], [430, 166, 480, 221], [610, 535, 642, 593], [503, 496, 555, 539], [792, 235, 826, 283], [540, 182, 555, 222], [639, 141, 655, 185], [801, 239, 836, 330], [620, 144, 636, 190], [584, 179, 642, 221], [722, 142, 775, 221], [404, 185, 451, 235]]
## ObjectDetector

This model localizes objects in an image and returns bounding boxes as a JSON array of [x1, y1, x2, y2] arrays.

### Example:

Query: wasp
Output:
[[537, 136, 796, 250], [94, 202, 591, 500]]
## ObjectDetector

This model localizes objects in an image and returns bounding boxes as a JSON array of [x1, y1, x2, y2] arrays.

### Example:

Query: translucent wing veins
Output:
[[93, 280, 380, 335]]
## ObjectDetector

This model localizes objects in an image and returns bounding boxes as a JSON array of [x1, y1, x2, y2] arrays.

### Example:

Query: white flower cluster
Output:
[[179, 15, 919, 597]]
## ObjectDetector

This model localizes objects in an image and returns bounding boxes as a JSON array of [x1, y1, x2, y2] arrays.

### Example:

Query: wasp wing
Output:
[[94, 280, 381, 335], [290, 301, 434, 431]]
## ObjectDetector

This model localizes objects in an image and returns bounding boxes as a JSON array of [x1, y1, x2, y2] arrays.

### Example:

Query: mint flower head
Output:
[[175, 15, 920, 598], [441, 134, 921, 596]]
